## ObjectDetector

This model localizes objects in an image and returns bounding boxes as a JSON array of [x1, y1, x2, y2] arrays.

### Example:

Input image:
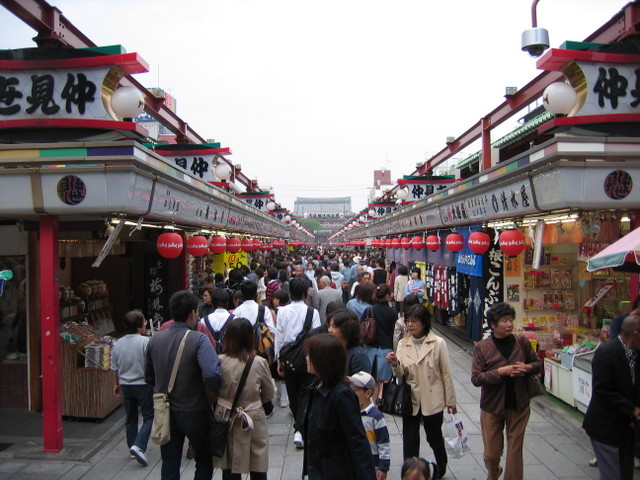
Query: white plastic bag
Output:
[[443, 413, 470, 458]]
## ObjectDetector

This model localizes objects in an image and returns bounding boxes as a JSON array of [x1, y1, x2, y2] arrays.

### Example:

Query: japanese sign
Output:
[[440, 179, 537, 225], [398, 175, 455, 202], [235, 192, 275, 212], [577, 61, 640, 116]]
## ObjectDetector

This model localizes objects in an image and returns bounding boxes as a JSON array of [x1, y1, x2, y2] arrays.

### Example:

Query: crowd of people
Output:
[[109, 248, 565, 480]]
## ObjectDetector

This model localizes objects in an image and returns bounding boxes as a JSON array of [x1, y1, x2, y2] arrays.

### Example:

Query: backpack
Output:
[[279, 306, 313, 373], [204, 313, 234, 354], [254, 305, 275, 363]]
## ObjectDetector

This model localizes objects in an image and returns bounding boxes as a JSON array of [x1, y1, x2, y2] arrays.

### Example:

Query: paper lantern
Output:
[[426, 235, 440, 251], [543, 82, 577, 115], [273, 239, 285, 248], [226, 237, 241, 253], [209, 236, 226, 254], [186, 235, 208, 257], [111, 86, 144, 119], [499, 229, 526, 257], [157, 232, 183, 259], [445, 233, 465, 253], [241, 238, 254, 252], [411, 236, 425, 250], [390, 238, 401, 249], [401, 237, 412, 250], [468, 231, 491, 255], [252, 238, 262, 251], [261, 241, 273, 252]]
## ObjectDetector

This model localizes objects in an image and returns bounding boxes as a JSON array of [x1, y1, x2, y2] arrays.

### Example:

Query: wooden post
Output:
[[40, 215, 63, 452]]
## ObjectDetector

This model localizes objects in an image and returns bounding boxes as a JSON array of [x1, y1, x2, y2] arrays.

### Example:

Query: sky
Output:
[[0, 0, 631, 213]]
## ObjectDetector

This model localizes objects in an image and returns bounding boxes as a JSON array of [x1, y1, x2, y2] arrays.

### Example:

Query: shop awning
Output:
[[587, 226, 640, 273]]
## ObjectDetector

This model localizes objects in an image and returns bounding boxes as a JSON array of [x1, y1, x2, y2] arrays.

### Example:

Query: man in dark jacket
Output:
[[583, 313, 640, 480], [146, 290, 222, 480]]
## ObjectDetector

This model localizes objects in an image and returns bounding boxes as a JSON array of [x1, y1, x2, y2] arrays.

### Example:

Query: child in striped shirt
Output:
[[348, 371, 391, 480]]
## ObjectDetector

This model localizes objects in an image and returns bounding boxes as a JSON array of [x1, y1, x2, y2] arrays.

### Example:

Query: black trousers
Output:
[[403, 410, 447, 476], [284, 369, 316, 432]]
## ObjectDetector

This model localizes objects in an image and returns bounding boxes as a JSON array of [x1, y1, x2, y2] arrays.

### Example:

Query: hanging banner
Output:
[[398, 175, 456, 202], [455, 227, 484, 277], [482, 244, 504, 338]]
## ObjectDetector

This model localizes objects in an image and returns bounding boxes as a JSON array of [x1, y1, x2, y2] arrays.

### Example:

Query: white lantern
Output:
[[368, 208, 376, 217], [542, 82, 577, 115], [359, 215, 365, 223], [284, 214, 291, 222], [266, 200, 276, 211], [111, 86, 144, 119], [396, 188, 409, 201], [214, 162, 232, 181]]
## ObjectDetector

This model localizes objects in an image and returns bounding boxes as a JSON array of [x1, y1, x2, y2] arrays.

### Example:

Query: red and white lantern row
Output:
[[411, 236, 425, 250], [426, 235, 440, 251], [226, 237, 241, 253], [445, 233, 465, 253], [390, 238, 402, 249], [157, 232, 183, 258], [401, 237, 412, 250], [261, 241, 273, 252], [241, 238, 254, 252], [499, 229, 526, 257], [273, 239, 286, 249], [468, 231, 491, 255], [252, 238, 262, 251], [209, 236, 226, 254], [186, 235, 208, 257]]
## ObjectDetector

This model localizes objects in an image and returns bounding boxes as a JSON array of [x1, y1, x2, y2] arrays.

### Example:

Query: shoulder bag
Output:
[[279, 306, 313, 373], [518, 335, 544, 398], [150, 329, 190, 445], [210, 357, 255, 457], [254, 305, 275, 362], [360, 306, 377, 345]]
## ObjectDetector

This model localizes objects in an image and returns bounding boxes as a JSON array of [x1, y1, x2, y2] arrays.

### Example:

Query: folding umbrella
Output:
[[586, 226, 640, 273]]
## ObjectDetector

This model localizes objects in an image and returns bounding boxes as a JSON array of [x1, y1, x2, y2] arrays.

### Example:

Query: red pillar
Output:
[[40, 215, 63, 452], [481, 116, 492, 171]]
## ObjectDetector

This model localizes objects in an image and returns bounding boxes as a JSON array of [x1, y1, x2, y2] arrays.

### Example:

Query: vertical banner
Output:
[[482, 244, 504, 338], [145, 254, 169, 331]]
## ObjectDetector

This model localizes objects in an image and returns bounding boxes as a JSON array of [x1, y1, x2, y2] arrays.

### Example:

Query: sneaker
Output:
[[588, 457, 597, 467], [280, 396, 289, 408], [293, 431, 304, 449], [129, 445, 148, 467]]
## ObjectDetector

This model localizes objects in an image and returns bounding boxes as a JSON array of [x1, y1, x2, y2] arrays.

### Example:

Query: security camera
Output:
[[521, 27, 550, 57]]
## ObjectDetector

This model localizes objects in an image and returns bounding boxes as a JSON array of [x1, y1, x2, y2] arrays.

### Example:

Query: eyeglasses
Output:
[[405, 318, 419, 324]]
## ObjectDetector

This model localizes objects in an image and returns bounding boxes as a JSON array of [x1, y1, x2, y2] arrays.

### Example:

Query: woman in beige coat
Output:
[[386, 305, 457, 480], [214, 318, 274, 480]]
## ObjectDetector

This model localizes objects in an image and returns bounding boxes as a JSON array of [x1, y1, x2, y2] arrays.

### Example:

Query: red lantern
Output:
[[252, 238, 262, 251], [411, 236, 425, 250], [401, 237, 412, 250], [262, 241, 273, 252], [273, 239, 285, 248], [445, 233, 465, 253], [499, 229, 526, 257], [468, 231, 491, 255], [240, 238, 253, 252], [209, 236, 226, 254], [390, 238, 401, 249], [226, 237, 241, 253], [426, 235, 440, 251], [371, 239, 379, 248], [157, 232, 183, 258], [186, 235, 208, 257]]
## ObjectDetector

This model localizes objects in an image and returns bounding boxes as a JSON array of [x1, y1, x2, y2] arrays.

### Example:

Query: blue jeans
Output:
[[121, 384, 154, 451], [160, 409, 213, 480]]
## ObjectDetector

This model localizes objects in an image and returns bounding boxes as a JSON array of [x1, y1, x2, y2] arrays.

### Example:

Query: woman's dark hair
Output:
[[398, 264, 409, 276], [222, 317, 256, 361], [401, 457, 433, 480], [212, 288, 230, 309], [406, 304, 432, 336], [325, 300, 345, 322], [240, 281, 258, 301], [304, 334, 346, 387], [374, 284, 391, 303], [228, 268, 244, 286], [278, 270, 289, 284], [411, 267, 421, 276], [486, 302, 516, 329], [169, 290, 199, 323], [356, 280, 376, 303], [329, 308, 361, 348], [274, 289, 290, 305], [123, 310, 145, 333], [200, 286, 215, 301], [255, 267, 264, 278], [403, 294, 420, 312], [268, 268, 279, 280]]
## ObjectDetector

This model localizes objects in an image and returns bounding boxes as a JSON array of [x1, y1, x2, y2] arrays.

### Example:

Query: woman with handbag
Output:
[[386, 305, 457, 479], [213, 318, 274, 480], [471, 302, 542, 480], [327, 308, 371, 375], [302, 334, 376, 480], [365, 284, 397, 405]]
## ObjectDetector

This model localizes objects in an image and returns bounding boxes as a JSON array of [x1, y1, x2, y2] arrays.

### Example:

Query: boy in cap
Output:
[[348, 371, 391, 480]]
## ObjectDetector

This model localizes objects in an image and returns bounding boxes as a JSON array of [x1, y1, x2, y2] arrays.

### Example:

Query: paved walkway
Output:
[[1, 326, 638, 480]]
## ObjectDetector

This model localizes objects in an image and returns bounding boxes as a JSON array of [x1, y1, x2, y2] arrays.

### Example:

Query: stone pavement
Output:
[[1, 325, 639, 480]]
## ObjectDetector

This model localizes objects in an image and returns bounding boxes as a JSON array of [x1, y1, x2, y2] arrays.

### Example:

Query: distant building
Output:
[[294, 197, 354, 243], [368, 168, 393, 202]]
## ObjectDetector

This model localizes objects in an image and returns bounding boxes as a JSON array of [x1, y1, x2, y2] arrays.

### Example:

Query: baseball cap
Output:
[[347, 371, 375, 392], [353, 256, 362, 263]]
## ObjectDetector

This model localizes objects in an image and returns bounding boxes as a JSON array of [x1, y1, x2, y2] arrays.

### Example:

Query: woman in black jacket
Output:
[[302, 334, 376, 480]]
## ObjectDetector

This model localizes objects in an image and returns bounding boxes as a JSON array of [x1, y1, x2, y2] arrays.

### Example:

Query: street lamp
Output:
[[111, 86, 144, 120], [214, 162, 232, 181]]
